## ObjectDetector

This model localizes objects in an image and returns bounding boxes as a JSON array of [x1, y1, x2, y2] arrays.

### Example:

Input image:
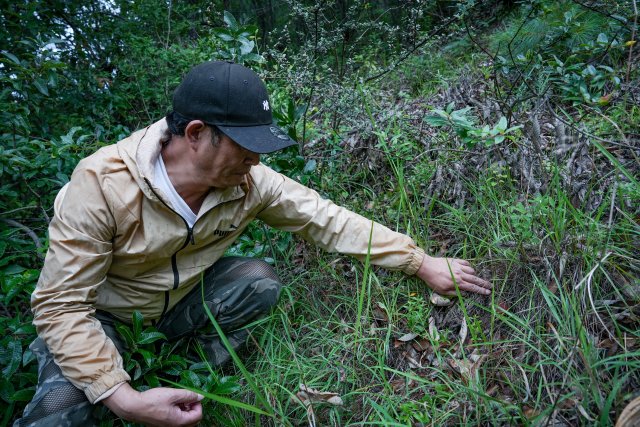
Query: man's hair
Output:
[[162, 111, 222, 147]]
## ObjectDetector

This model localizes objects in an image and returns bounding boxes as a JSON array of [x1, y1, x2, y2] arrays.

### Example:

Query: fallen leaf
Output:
[[616, 395, 640, 427], [446, 351, 487, 383], [428, 317, 440, 340], [397, 332, 419, 342], [459, 318, 468, 345], [523, 405, 539, 419], [402, 347, 423, 368], [295, 384, 344, 406], [430, 292, 453, 306], [411, 338, 432, 352], [372, 301, 389, 323], [577, 404, 595, 422], [497, 300, 510, 311]]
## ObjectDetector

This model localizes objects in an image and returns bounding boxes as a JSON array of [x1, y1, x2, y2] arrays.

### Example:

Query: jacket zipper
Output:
[[145, 179, 195, 318], [144, 178, 241, 320]]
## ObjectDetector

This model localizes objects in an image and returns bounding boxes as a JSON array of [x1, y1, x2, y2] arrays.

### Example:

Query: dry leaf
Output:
[[411, 338, 432, 352], [430, 292, 453, 306], [428, 317, 440, 340], [397, 332, 419, 342], [446, 351, 487, 382], [459, 318, 468, 345], [403, 347, 423, 369], [295, 384, 344, 406], [523, 405, 539, 419], [616, 396, 640, 427]]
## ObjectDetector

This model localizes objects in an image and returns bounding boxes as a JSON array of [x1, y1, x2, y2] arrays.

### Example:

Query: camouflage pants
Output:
[[14, 256, 282, 427]]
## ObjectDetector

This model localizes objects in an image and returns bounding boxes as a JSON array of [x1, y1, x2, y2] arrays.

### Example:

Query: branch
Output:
[[1, 218, 45, 260]]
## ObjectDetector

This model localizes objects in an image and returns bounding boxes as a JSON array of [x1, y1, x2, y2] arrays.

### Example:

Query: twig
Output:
[[0, 218, 45, 260], [0, 206, 40, 216]]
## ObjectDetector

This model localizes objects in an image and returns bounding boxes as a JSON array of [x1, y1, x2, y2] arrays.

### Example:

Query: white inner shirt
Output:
[[154, 154, 197, 228]]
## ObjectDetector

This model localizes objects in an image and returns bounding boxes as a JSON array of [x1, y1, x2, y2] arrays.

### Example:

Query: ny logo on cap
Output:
[[262, 100, 270, 111]]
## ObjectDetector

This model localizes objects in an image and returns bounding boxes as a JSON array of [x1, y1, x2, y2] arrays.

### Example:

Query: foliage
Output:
[[425, 102, 522, 146], [212, 11, 264, 65]]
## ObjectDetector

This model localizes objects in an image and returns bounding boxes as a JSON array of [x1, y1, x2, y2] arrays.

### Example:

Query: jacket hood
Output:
[[116, 119, 166, 201]]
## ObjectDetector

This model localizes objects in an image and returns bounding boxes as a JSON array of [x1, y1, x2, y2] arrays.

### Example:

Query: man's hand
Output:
[[103, 382, 203, 427], [416, 255, 492, 296]]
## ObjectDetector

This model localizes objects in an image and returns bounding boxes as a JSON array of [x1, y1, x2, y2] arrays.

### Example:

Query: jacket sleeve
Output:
[[31, 163, 131, 403], [255, 166, 425, 275]]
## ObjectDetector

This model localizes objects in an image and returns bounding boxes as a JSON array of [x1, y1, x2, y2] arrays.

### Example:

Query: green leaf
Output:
[[424, 115, 448, 127], [241, 53, 264, 63], [137, 331, 167, 345], [303, 159, 317, 174], [223, 11, 239, 32], [132, 311, 143, 339], [147, 373, 161, 388], [180, 370, 202, 388], [497, 116, 507, 131], [33, 79, 49, 96], [137, 348, 155, 367], [1, 52, 20, 65], [0, 377, 15, 402], [132, 361, 142, 380], [597, 33, 608, 45], [239, 39, 255, 55], [11, 388, 35, 402], [214, 31, 235, 42], [115, 324, 135, 347], [1, 341, 22, 377], [212, 377, 241, 395], [2, 265, 26, 275]]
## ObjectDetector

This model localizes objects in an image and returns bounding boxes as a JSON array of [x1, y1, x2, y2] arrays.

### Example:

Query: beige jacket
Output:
[[31, 119, 425, 402]]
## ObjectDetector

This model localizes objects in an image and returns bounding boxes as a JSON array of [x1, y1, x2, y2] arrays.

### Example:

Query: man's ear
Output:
[[184, 120, 207, 144]]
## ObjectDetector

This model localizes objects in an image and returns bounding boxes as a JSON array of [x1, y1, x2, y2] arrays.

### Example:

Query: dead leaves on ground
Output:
[[293, 384, 343, 427], [389, 310, 489, 387]]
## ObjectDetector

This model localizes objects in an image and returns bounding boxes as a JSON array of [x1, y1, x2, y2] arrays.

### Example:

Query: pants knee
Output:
[[251, 276, 282, 309]]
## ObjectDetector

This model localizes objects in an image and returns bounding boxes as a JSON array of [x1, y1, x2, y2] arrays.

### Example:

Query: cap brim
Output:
[[217, 124, 297, 154]]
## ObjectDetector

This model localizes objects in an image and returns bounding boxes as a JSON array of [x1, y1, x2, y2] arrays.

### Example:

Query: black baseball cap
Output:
[[172, 61, 297, 154]]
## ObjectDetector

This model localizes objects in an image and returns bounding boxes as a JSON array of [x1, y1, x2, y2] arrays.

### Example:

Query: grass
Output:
[[189, 121, 637, 425]]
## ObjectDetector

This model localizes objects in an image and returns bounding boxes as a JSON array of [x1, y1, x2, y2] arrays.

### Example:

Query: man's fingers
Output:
[[462, 282, 491, 295], [171, 389, 205, 404], [460, 265, 476, 275], [462, 273, 492, 289], [455, 259, 471, 267]]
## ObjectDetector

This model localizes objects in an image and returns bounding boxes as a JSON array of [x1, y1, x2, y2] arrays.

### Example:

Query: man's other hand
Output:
[[103, 382, 203, 426], [416, 255, 492, 296]]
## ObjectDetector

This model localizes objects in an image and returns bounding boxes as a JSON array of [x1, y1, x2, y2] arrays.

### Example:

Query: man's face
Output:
[[193, 127, 260, 189]]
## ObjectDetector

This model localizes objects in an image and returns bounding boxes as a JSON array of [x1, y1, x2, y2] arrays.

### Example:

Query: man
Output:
[[16, 61, 491, 426]]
